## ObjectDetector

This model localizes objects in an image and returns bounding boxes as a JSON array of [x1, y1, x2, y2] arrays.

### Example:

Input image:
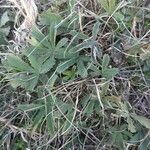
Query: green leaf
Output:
[[54, 98, 73, 115], [45, 96, 54, 135], [55, 48, 78, 59], [40, 57, 56, 74], [62, 109, 74, 134], [97, 0, 116, 13], [18, 104, 44, 112], [63, 70, 76, 81], [108, 0, 116, 13], [77, 60, 88, 78], [56, 38, 68, 49], [48, 23, 57, 48], [0, 27, 10, 36], [139, 136, 150, 150], [24, 46, 53, 73], [0, 11, 9, 27], [32, 108, 45, 130], [112, 132, 124, 149], [25, 52, 41, 71], [140, 51, 150, 61], [88, 64, 101, 76], [57, 58, 77, 73], [127, 117, 136, 133], [102, 68, 119, 80], [101, 81, 110, 96], [69, 30, 89, 40], [6, 54, 34, 72], [92, 21, 101, 39], [81, 95, 91, 107], [28, 37, 38, 46], [97, 0, 109, 12], [47, 113, 54, 135], [83, 100, 95, 116], [69, 39, 95, 53], [0, 29, 8, 44], [7, 73, 39, 91], [31, 27, 51, 48], [39, 9, 62, 25], [47, 74, 58, 89], [114, 12, 124, 21], [132, 114, 150, 129], [102, 54, 110, 69]]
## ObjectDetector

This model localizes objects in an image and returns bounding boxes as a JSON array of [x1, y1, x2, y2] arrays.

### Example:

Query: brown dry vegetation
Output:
[[0, 0, 150, 149]]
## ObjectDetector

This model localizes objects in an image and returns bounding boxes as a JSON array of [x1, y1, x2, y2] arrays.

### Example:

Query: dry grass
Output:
[[0, 0, 150, 149], [8, 0, 38, 47]]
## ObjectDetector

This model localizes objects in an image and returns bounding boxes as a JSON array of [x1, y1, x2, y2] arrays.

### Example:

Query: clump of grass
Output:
[[0, 0, 150, 149]]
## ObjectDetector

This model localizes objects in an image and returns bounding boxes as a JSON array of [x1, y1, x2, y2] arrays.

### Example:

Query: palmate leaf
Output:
[[41, 95, 75, 135], [18, 96, 55, 135], [50, 98, 74, 119], [109, 125, 131, 149], [102, 54, 119, 80], [25, 47, 51, 65], [7, 73, 39, 91], [88, 64, 101, 77], [105, 95, 121, 105], [47, 113, 54, 135], [55, 48, 79, 59], [24, 26, 58, 74], [69, 39, 96, 53], [48, 96, 75, 134], [98, 0, 109, 12], [39, 9, 62, 25], [112, 132, 124, 149], [69, 30, 89, 40], [81, 95, 91, 107], [102, 68, 119, 80], [6, 54, 34, 72], [113, 12, 124, 21], [24, 51, 41, 72], [31, 27, 51, 48], [81, 96, 101, 116], [56, 37, 69, 49], [5, 54, 39, 91], [98, 0, 116, 14], [108, 0, 116, 13], [57, 58, 77, 73], [24, 46, 55, 73], [40, 57, 56, 74]]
